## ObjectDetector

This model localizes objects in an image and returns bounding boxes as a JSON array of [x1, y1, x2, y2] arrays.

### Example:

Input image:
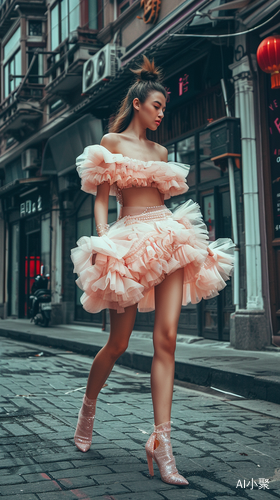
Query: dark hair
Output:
[[109, 55, 166, 133]]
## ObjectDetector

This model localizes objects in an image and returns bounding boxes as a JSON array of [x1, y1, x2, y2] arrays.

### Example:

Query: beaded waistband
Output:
[[122, 204, 168, 217], [121, 205, 173, 224]]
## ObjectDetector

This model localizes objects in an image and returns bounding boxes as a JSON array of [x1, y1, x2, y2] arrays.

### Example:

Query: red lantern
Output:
[[257, 36, 280, 89]]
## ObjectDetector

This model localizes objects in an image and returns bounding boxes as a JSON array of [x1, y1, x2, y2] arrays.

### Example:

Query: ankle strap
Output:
[[83, 394, 97, 405], [154, 420, 173, 432]]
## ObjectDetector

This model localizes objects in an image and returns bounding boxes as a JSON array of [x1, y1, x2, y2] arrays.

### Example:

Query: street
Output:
[[0, 337, 280, 500]]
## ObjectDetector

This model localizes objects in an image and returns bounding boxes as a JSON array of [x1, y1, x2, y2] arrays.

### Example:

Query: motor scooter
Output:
[[29, 271, 51, 327]]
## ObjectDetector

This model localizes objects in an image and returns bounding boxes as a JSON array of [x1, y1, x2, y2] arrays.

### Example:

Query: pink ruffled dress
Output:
[[70, 145, 235, 314]]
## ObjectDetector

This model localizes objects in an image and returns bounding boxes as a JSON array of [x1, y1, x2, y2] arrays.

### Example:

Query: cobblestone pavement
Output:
[[0, 338, 280, 500]]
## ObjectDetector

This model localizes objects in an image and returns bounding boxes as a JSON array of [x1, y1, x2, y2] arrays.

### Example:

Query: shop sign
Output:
[[164, 69, 200, 107], [20, 194, 43, 218], [268, 86, 280, 238]]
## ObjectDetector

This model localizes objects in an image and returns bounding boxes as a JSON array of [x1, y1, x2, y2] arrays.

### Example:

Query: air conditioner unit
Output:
[[82, 44, 126, 94], [21, 149, 38, 170]]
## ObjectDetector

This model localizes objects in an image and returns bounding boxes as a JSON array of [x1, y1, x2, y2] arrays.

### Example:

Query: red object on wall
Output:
[[257, 36, 280, 89]]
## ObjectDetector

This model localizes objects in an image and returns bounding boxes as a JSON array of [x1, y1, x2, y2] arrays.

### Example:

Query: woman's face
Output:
[[133, 91, 166, 131]]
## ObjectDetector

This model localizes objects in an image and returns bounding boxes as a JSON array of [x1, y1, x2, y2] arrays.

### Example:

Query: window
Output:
[[199, 131, 221, 182], [51, 0, 80, 50], [29, 20, 42, 36], [28, 50, 44, 84], [4, 51, 21, 99], [117, 0, 135, 16], [3, 27, 21, 99], [177, 136, 195, 187]]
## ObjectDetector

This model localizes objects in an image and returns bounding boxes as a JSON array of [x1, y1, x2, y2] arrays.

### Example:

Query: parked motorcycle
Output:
[[29, 273, 51, 327]]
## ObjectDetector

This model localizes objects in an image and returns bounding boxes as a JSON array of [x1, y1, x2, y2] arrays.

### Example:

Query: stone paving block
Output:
[[186, 476, 237, 495], [0, 474, 26, 485], [94, 429, 128, 440], [1, 423, 32, 436], [52, 465, 112, 479], [0, 457, 35, 469], [0, 495, 38, 500], [89, 471, 146, 485], [111, 478, 173, 493], [213, 497, 244, 500], [189, 456, 233, 471], [0, 479, 63, 495], [157, 489, 207, 500], [111, 439, 144, 451], [59, 476, 97, 488], [112, 493, 166, 500], [37, 449, 104, 463], [37, 492, 91, 500], [183, 444, 207, 458]]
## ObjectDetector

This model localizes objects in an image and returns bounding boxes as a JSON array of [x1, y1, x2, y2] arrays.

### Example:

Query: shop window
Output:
[[203, 194, 215, 241], [177, 136, 195, 187], [167, 144, 175, 162], [199, 131, 221, 183], [51, 0, 80, 50], [29, 20, 43, 36]]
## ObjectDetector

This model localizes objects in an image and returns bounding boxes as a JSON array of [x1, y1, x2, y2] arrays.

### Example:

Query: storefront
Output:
[[1, 178, 51, 318]]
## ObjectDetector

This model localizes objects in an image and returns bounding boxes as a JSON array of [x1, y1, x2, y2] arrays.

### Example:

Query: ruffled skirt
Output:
[[71, 200, 235, 314]]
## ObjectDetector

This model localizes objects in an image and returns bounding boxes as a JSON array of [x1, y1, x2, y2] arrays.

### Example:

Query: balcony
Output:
[[0, 85, 43, 140], [0, 0, 45, 37], [44, 29, 102, 102]]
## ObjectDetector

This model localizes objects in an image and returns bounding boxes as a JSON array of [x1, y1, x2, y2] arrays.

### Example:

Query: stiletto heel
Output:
[[145, 421, 189, 486], [74, 394, 97, 452]]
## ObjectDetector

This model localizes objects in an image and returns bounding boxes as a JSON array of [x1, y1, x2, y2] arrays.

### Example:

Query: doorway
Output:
[[21, 216, 41, 318]]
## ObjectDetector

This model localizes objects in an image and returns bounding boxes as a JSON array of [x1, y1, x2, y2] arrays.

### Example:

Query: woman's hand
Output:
[[207, 247, 214, 257]]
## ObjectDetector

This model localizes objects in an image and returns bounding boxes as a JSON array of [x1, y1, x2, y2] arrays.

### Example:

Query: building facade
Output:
[[0, 0, 279, 348]]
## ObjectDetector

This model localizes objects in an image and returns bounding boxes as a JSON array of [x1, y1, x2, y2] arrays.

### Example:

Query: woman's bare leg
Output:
[[151, 267, 184, 425], [85, 303, 138, 399]]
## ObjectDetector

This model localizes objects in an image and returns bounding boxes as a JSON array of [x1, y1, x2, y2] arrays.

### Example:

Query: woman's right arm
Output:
[[94, 133, 117, 236], [92, 181, 110, 265], [94, 181, 110, 236]]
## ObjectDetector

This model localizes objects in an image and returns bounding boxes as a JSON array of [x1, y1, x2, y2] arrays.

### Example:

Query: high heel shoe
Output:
[[74, 394, 97, 452], [145, 421, 189, 486]]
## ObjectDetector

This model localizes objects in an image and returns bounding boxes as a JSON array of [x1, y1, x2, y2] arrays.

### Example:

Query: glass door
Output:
[[201, 186, 234, 341]]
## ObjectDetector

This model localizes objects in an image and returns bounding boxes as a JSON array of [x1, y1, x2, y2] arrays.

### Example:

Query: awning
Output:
[[41, 114, 103, 176], [0, 177, 49, 197]]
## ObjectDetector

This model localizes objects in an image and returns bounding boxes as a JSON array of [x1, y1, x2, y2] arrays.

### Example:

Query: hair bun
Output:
[[131, 55, 163, 83], [140, 70, 159, 82]]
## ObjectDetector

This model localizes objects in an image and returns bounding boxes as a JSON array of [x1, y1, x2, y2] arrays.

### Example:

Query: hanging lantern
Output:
[[257, 36, 280, 89]]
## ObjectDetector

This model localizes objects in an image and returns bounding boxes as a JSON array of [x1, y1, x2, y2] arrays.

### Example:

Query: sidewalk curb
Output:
[[1, 325, 280, 405]]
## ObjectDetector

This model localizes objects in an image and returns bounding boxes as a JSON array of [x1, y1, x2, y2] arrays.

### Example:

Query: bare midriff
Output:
[[121, 186, 164, 208]]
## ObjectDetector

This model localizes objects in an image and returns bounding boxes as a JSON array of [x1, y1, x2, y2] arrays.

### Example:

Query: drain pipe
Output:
[[220, 78, 240, 310]]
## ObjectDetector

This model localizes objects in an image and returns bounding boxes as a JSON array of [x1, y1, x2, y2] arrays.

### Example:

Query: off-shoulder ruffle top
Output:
[[76, 145, 190, 201]]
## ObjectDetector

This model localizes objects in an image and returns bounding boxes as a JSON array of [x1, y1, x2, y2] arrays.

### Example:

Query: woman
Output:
[[71, 56, 235, 486]]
